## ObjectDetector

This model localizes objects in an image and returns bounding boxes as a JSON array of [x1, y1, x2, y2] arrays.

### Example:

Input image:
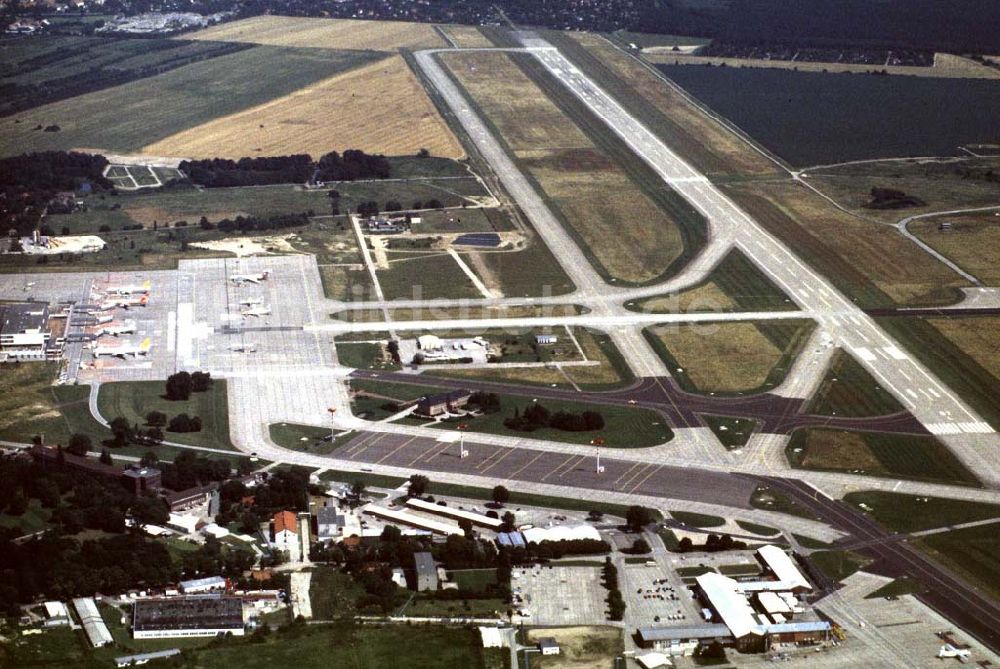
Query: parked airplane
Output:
[[231, 344, 257, 353], [101, 294, 149, 310], [97, 320, 137, 337], [241, 305, 272, 318], [239, 298, 263, 307], [230, 271, 269, 285], [92, 337, 151, 358], [106, 280, 151, 296], [93, 314, 114, 325]]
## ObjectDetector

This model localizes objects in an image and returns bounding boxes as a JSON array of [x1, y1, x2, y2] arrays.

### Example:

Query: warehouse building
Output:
[[0, 302, 51, 360], [180, 576, 226, 594], [405, 498, 503, 530], [73, 597, 114, 648], [132, 596, 245, 639]]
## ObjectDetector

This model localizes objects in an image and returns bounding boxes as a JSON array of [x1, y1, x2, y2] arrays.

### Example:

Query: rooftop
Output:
[[637, 624, 732, 642], [414, 551, 437, 578], [0, 302, 49, 334], [274, 510, 298, 534], [757, 545, 811, 590], [132, 596, 244, 632]]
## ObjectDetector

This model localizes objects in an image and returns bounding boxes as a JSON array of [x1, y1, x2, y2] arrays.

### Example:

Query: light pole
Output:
[[458, 423, 469, 459], [591, 438, 605, 474]]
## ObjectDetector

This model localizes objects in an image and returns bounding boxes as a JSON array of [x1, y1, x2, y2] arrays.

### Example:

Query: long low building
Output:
[[405, 498, 503, 530], [72, 597, 114, 648], [363, 505, 463, 536], [132, 596, 245, 639]]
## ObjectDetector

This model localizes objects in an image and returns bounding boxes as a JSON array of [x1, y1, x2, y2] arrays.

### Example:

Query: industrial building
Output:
[[405, 498, 503, 529], [132, 596, 245, 639], [363, 504, 463, 535], [414, 551, 439, 591], [637, 546, 831, 655], [362, 215, 410, 234], [73, 597, 114, 647], [180, 576, 227, 594], [0, 302, 51, 360]]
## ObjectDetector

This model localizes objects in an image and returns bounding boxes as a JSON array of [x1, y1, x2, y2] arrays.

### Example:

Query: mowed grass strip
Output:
[[916, 524, 1000, 600], [97, 380, 235, 451], [843, 491, 1000, 534], [644, 319, 813, 394], [808, 349, 905, 417], [183, 15, 447, 52], [0, 45, 379, 156], [144, 55, 465, 160], [442, 50, 688, 283], [788, 428, 979, 486], [910, 215, 1000, 284]]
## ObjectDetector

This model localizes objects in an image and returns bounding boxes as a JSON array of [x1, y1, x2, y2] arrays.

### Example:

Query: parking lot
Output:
[[514, 564, 608, 625], [620, 557, 701, 628]]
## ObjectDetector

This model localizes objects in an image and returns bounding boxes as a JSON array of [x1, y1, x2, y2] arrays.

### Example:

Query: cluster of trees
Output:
[[469, 392, 502, 414], [503, 402, 605, 433], [675, 533, 748, 554], [625, 505, 658, 532], [317, 149, 391, 182], [165, 370, 212, 400], [603, 557, 626, 621], [107, 418, 164, 449], [211, 212, 311, 234], [146, 410, 202, 433], [215, 469, 313, 534], [355, 198, 446, 218], [864, 187, 926, 210], [157, 451, 239, 491], [0, 151, 112, 237], [179, 155, 314, 187]]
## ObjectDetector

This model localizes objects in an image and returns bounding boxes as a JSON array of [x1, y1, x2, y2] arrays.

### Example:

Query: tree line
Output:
[[180, 149, 392, 188], [503, 402, 605, 433]]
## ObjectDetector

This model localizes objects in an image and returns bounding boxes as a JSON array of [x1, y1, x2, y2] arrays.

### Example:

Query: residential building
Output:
[[272, 510, 298, 550], [316, 506, 361, 542]]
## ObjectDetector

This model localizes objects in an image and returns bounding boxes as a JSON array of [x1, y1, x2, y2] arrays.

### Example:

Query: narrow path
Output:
[[896, 205, 1000, 285]]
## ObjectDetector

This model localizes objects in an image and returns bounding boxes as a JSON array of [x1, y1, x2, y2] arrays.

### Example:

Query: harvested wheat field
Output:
[[143, 55, 465, 160], [184, 16, 446, 52]]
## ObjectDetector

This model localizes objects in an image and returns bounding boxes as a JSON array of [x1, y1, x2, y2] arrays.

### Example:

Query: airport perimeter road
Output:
[[518, 37, 998, 481]]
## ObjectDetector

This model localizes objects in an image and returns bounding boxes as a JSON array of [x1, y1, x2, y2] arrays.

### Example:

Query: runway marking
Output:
[[852, 347, 877, 362], [479, 447, 516, 475], [509, 451, 547, 479], [627, 464, 663, 494], [375, 436, 418, 465], [883, 346, 908, 361], [541, 453, 577, 482]]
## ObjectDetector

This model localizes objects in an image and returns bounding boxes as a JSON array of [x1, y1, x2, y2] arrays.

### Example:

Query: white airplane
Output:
[[101, 294, 148, 310], [106, 280, 151, 296], [230, 270, 269, 285], [938, 644, 971, 660], [239, 298, 263, 307], [98, 320, 137, 337], [93, 314, 114, 325], [241, 305, 272, 318], [92, 337, 151, 359]]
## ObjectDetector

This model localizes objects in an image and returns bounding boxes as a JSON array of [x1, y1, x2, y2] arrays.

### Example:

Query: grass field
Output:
[[176, 623, 493, 669], [0, 364, 110, 445], [843, 491, 1000, 533], [526, 626, 623, 669], [475, 232, 576, 297], [671, 510, 725, 528], [702, 415, 757, 449], [644, 319, 813, 394], [808, 350, 905, 417], [865, 577, 925, 599], [916, 524, 1000, 600], [145, 55, 465, 160], [808, 550, 871, 583], [378, 253, 481, 300], [878, 316, 1000, 429], [441, 50, 697, 284], [0, 45, 378, 156], [307, 567, 364, 619], [438, 25, 495, 49], [722, 180, 967, 307], [751, 484, 819, 521], [788, 428, 979, 486], [97, 379, 235, 451], [658, 65, 1000, 166], [184, 16, 447, 52], [910, 214, 1000, 284], [735, 520, 779, 537], [926, 316, 1000, 381]]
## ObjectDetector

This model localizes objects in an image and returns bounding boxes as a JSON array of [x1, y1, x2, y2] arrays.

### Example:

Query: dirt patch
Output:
[[143, 56, 464, 160], [189, 235, 297, 257]]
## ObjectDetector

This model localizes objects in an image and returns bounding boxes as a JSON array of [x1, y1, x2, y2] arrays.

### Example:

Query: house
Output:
[[316, 506, 361, 542], [538, 637, 560, 655], [0, 302, 51, 360], [362, 216, 409, 234], [415, 389, 473, 417], [480, 626, 503, 648], [163, 483, 218, 512], [272, 510, 298, 550], [414, 551, 438, 591], [42, 601, 70, 627]]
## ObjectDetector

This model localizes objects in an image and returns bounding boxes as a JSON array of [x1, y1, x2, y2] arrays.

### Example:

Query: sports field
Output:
[[144, 55, 464, 160], [0, 46, 378, 156], [183, 16, 447, 52], [442, 50, 688, 283]]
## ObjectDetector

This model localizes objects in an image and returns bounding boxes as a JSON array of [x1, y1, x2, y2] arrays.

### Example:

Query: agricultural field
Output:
[[657, 65, 1000, 166], [556, 31, 782, 177], [97, 380, 235, 451], [0, 46, 378, 156], [808, 350, 905, 417], [910, 213, 1000, 284], [723, 179, 968, 307], [183, 16, 447, 52], [144, 55, 465, 160], [0, 35, 248, 117], [843, 491, 1000, 534], [430, 327, 634, 389], [441, 50, 693, 284], [788, 429, 979, 486], [644, 320, 813, 394]]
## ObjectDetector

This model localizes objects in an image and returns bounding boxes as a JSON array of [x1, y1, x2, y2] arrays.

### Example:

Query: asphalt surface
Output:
[[350, 369, 929, 436]]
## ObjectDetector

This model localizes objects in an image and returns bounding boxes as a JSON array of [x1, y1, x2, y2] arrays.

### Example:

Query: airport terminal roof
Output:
[[637, 624, 732, 642], [695, 572, 763, 639], [757, 545, 811, 590]]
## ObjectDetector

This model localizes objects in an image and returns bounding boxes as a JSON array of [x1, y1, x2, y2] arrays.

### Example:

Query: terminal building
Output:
[[637, 546, 832, 655], [132, 595, 245, 639], [0, 302, 51, 360]]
